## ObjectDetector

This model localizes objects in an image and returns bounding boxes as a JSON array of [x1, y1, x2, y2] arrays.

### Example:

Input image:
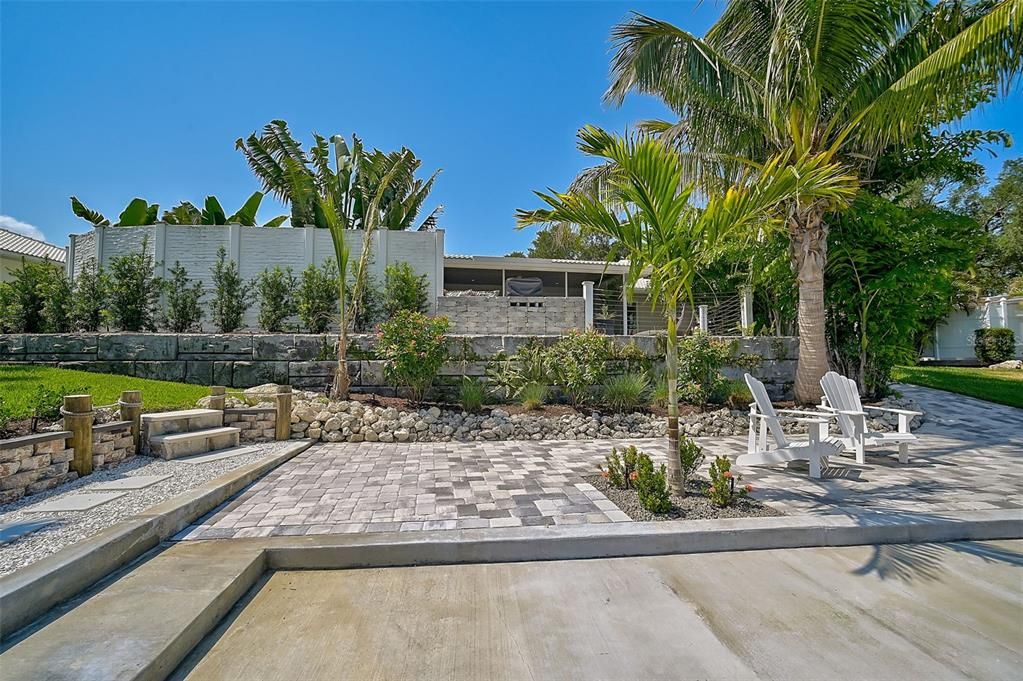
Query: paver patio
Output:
[[179, 384, 1023, 539]]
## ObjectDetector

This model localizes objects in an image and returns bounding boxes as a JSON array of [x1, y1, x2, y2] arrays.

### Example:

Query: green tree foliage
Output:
[[106, 240, 161, 331], [255, 266, 297, 332], [70, 197, 159, 226], [826, 194, 984, 396], [41, 274, 73, 333], [210, 246, 251, 333], [70, 259, 109, 332], [163, 262, 204, 332], [2, 259, 68, 333], [384, 262, 429, 317], [526, 223, 623, 261], [296, 259, 339, 334], [160, 193, 287, 227]]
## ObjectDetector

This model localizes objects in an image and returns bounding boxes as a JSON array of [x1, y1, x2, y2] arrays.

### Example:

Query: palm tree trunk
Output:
[[790, 207, 830, 404], [664, 303, 683, 495]]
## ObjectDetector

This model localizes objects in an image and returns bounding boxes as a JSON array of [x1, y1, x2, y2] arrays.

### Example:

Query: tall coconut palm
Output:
[[517, 126, 857, 493], [603, 0, 1023, 401]]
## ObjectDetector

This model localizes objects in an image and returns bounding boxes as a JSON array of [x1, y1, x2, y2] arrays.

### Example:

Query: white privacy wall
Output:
[[68, 225, 445, 330], [920, 295, 1023, 361]]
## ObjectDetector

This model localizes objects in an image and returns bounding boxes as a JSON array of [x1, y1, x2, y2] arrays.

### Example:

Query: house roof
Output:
[[0, 229, 66, 263], [444, 254, 630, 275]]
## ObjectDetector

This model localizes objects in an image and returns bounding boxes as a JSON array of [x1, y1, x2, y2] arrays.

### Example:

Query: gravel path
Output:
[[0, 443, 290, 576]]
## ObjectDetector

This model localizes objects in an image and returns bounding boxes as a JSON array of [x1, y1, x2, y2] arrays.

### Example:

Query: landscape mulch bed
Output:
[[584, 475, 783, 522]]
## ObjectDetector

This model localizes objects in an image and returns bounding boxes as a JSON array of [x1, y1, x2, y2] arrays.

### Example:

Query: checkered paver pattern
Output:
[[178, 384, 1022, 539]]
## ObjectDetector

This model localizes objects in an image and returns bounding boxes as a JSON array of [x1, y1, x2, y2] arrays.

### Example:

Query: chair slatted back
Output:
[[745, 373, 788, 448], [821, 371, 861, 438]]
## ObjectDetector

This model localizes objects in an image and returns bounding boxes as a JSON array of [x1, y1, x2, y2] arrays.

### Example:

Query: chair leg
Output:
[[898, 442, 908, 464], [855, 440, 865, 465], [809, 455, 822, 480]]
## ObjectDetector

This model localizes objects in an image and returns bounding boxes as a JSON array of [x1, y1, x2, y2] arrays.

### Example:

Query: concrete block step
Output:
[[149, 427, 241, 460], [142, 409, 223, 438]]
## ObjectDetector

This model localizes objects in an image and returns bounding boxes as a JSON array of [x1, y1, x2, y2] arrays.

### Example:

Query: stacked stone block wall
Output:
[[0, 432, 76, 503], [0, 332, 799, 399], [437, 297, 585, 334], [224, 408, 276, 442], [91, 421, 135, 469]]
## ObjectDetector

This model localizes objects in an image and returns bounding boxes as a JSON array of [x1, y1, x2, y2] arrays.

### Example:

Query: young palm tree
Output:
[[603, 0, 1023, 401], [517, 126, 856, 493]]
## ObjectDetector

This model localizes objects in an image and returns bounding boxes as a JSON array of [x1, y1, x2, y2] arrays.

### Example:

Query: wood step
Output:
[[142, 409, 223, 438], [149, 427, 241, 460]]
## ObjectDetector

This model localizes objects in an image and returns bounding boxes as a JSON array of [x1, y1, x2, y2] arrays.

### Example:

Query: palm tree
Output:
[[161, 193, 287, 227], [603, 1, 1023, 401], [517, 126, 857, 493], [236, 119, 442, 230]]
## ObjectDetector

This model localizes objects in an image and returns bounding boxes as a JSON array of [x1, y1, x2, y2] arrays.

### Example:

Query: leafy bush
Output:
[[706, 456, 752, 507], [41, 273, 73, 333], [384, 262, 429, 318], [210, 246, 251, 332], [715, 378, 753, 408], [2, 259, 66, 333], [0, 396, 13, 433], [548, 330, 620, 405], [350, 273, 384, 332], [518, 382, 548, 410], [677, 435, 706, 493], [106, 239, 161, 331], [0, 282, 16, 333], [163, 261, 204, 332], [488, 338, 554, 400], [255, 266, 297, 332], [600, 371, 650, 412], [70, 259, 108, 331], [634, 453, 672, 513], [601, 445, 640, 489], [677, 332, 733, 404], [458, 377, 488, 413], [376, 310, 449, 403], [297, 259, 339, 334], [974, 328, 1016, 365]]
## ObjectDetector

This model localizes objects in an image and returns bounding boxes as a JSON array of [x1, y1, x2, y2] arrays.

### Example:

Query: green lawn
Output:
[[892, 365, 1023, 409], [0, 365, 207, 417]]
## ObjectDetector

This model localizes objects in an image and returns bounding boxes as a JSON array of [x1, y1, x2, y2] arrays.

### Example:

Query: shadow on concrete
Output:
[[852, 540, 1023, 583]]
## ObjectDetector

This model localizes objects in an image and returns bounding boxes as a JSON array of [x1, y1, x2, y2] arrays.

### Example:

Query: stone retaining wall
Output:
[[0, 332, 799, 399], [91, 421, 135, 469], [0, 432, 76, 503], [223, 408, 276, 443]]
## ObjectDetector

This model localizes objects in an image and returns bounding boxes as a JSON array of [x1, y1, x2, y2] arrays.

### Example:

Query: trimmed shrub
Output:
[[600, 371, 650, 412], [163, 261, 204, 332], [376, 310, 449, 403], [677, 435, 706, 493], [255, 266, 297, 332], [70, 259, 108, 332], [634, 453, 672, 513], [974, 328, 1016, 365], [210, 246, 251, 332], [384, 262, 429, 318], [107, 239, 161, 331], [297, 259, 339, 334], [41, 273, 73, 333], [3, 258, 65, 333], [677, 332, 733, 404], [602, 445, 640, 489], [548, 329, 619, 405], [706, 456, 751, 507]]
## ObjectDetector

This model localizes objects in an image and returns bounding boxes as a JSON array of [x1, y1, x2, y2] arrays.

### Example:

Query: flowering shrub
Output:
[[601, 445, 640, 489], [634, 453, 672, 513], [376, 310, 449, 403], [706, 455, 750, 507]]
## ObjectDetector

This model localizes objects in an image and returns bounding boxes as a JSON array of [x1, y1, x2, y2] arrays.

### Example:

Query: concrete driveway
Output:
[[174, 540, 1023, 680]]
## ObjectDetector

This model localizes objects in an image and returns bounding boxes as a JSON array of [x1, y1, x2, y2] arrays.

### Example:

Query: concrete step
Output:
[[149, 427, 241, 460], [142, 409, 223, 438]]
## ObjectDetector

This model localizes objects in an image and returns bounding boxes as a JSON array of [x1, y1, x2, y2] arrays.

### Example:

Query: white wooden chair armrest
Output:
[[835, 409, 868, 417], [778, 408, 838, 419], [861, 405, 923, 417]]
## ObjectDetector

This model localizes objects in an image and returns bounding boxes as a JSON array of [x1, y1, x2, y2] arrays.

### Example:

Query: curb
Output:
[[0, 440, 312, 641], [263, 508, 1023, 570]]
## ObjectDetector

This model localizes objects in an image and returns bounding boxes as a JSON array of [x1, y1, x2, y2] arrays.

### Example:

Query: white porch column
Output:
[[999, 295, 1009, 328], [582, 280, 595, 330], [698, 304, 709, 333], [621, 275, 629, 335], [740, 288, 753, 335], [304, 225, 316, 267]]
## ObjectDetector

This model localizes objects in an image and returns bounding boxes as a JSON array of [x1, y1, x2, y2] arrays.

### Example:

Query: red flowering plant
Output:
[[706, 455, 749, 508], [376, 310, 449, 403], [601, 445, 640, 489]]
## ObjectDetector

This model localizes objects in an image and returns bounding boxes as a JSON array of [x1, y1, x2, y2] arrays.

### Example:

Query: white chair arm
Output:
[[778, 408, 838, 419], [862, 405, 922, 417]]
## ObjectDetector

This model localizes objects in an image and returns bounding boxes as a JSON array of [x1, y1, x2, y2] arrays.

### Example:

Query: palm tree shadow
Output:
[[852, 540, 1023, 583]]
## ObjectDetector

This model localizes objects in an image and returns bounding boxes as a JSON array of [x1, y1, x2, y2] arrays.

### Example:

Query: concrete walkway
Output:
[[173, 540, 1023, 680], [179, 385, 1022, 539]]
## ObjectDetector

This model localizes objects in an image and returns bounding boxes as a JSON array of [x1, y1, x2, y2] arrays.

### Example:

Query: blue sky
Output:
[[2, 1, 1020, 254]]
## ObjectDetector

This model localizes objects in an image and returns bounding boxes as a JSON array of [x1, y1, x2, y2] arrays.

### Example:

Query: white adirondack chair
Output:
[[819, 371, 922, 465], [737, 374, 843, 479]]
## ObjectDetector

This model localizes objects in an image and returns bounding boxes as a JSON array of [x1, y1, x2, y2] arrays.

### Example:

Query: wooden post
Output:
[[209, 386, 226, 411], [274, 385, 292, 441], [119, 390, 143, 455], [64, 394, 94, 477]]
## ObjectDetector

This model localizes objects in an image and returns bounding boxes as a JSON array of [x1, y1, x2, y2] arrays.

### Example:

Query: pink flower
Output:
[[744, 484, 753, 493], [723, 470, 733, 479]]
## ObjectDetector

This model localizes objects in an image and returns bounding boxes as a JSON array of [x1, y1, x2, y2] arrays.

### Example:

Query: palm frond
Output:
[[70, 196, 110, 226]]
